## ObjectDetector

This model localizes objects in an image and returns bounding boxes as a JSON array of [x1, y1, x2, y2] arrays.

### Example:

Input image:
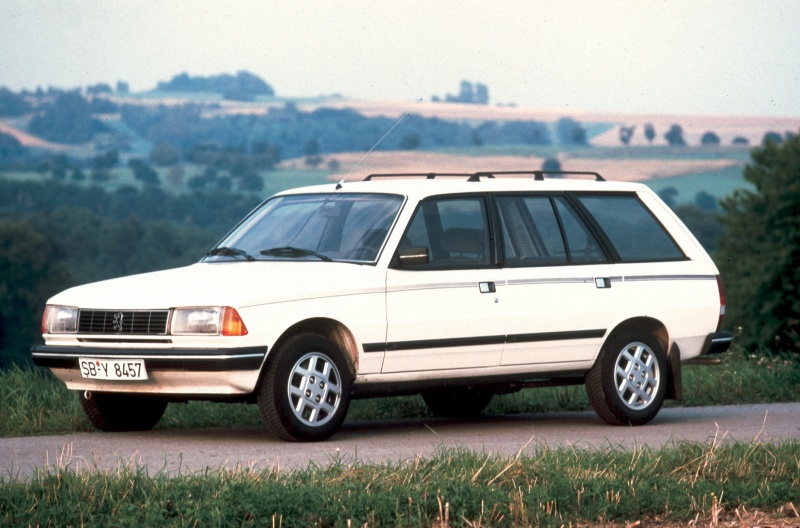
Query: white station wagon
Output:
[[33, 171, 732, 441]]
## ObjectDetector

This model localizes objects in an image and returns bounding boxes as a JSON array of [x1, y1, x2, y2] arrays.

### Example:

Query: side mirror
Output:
[[397, 246, 429, 267]]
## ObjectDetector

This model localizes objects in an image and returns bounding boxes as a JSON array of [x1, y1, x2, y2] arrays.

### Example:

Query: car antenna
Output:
[[346, 113, 411, 179]]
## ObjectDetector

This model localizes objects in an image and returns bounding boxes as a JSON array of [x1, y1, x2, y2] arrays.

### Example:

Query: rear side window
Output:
[[577, 194, 685, 261], [496, 196, 567, 266], [554, 197, 607, 263]]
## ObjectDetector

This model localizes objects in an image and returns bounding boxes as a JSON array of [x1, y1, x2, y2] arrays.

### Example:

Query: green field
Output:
[[641, 165, 752, 205]]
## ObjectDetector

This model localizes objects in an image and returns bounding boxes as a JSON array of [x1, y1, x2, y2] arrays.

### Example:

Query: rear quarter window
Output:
[[577, 194, 685, 261]]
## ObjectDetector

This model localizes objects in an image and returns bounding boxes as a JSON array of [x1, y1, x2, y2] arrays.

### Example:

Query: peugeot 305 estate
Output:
[[33, 171, 732, 441]]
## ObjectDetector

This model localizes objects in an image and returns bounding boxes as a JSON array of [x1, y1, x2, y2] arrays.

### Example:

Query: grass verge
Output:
[[1, 441, 798, 527]]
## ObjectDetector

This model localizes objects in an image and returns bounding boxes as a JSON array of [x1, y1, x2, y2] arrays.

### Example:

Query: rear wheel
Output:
[[79, 391, 167, 432], [586, 330, 667, 426], [258, 334, 352, 442], [422, 387, 494, 417]]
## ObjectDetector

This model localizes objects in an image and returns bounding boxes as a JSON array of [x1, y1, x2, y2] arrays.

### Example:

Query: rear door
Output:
[[383, 195, 506, 373], [497, 193, 621, 366]]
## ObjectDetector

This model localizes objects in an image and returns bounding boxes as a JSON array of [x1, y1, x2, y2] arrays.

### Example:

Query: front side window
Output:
[[577, 194, 685, 261], [207, 193, 405, 263], [399, 196, 490, 268]]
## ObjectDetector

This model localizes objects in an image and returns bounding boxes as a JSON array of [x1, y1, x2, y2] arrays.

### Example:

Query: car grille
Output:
[[78, 310, 170, 335]]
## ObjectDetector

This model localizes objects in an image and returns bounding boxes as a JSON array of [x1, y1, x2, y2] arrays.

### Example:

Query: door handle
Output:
[[479, 281, 496, 293]]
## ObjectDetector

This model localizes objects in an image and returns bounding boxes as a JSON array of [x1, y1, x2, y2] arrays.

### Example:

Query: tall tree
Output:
[[619, 126, 635, 145], [701, 131, 720, 145], [644, 123, 656, 144], [664, 124, 686, 146], [717, 132, 800, 352]]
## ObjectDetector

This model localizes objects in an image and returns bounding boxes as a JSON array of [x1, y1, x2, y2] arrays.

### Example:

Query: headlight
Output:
[[171, 306, 248, 336], [43, 305, 79, 334]]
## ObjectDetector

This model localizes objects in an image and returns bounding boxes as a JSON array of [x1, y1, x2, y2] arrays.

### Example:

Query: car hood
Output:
[[47, 261, 386, 309]]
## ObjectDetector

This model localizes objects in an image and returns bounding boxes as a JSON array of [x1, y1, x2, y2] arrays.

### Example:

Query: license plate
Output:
[[79, 358, 148, 380]]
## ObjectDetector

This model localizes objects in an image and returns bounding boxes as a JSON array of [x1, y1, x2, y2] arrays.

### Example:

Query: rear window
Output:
[[577, 194, 685, 261]]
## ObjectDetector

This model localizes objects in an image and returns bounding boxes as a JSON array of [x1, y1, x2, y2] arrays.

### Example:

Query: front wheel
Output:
[[79, 391, 167, 432], [258, 334, 352, 442], [586, 330, 667, 426]]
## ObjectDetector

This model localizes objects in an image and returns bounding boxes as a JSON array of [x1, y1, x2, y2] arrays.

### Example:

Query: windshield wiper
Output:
[[259, 246, 333, 262], [206, 246, 255, 261]]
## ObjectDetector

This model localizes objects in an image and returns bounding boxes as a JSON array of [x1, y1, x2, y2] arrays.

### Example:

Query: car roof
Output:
[[274, 172, 654, 202]]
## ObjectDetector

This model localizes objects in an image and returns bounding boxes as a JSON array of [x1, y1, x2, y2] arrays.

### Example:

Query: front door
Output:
[[383, 196, 505, 373]]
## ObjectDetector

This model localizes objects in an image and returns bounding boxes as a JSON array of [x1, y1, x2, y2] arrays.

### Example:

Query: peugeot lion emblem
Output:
[[112, 312, 124, 333]]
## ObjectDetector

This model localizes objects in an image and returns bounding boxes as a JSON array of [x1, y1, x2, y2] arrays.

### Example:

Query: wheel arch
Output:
[[264, 318, 359, 381], [601, 316, 680, 401], [603, 316, 669, 354]]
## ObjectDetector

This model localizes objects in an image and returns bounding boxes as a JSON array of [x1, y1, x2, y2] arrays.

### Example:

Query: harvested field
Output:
[[283, 150, 743, 183], [0, 121, 66, 150], [302, 99, 800, 147]]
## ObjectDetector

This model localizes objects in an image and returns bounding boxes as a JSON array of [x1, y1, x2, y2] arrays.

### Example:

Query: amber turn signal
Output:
[[221, 307, 248, 336]]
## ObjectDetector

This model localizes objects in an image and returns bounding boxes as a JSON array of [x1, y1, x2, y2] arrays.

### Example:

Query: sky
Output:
[[1, 0, 799, 117]]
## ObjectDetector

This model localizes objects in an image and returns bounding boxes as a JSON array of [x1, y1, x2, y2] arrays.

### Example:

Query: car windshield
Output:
[[206, 193, 405, 264]]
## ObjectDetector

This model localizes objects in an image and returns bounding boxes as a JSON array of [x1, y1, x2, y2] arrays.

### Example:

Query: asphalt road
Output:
[[2, 402, 798, 481]]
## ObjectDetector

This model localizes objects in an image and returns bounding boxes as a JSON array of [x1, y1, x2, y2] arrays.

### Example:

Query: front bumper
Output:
[[31, 344, 268, 395]]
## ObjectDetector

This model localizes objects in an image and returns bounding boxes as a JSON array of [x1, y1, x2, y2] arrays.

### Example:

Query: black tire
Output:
[[79, 391, 167, 432], [257, 334, 352, 442], [422, 387, 494, 417], [586, 330, 667, 426]]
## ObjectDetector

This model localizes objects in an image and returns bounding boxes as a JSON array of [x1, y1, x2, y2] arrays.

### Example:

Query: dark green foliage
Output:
[[121, 103, 551, 159], [0, 87, 30, 116], [619, 126, 635, 145], [28, 92, 107, 144], [399, 132, 421, 150], [673, 204, 723, 252], [438, 80, 489, 104], [657, 186, 679, 207], [88, 96, 118, 114], [0, 220, 72, 367], [474, 120, 550, 146], [0, 179, 259, 239], [129, 158, 161, 185], [694, 190, 719, 211], [664, 124, 686, 146], [717, 132, 800, 352], [541, 157, 562, 173], [644, 123, 655, 144], [0, 132, 26, 167], [556, 117, 587, 145], [93, 149, 118, 170], [701, 131, 721, 145], [86, 83, 113, 95], [156, 70, 275, 100]]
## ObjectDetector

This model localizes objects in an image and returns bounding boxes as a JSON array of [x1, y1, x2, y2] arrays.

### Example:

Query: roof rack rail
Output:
[[532, 170, 605, 182], [363, 172, 494, 182], [363, 171, 606, 182]]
